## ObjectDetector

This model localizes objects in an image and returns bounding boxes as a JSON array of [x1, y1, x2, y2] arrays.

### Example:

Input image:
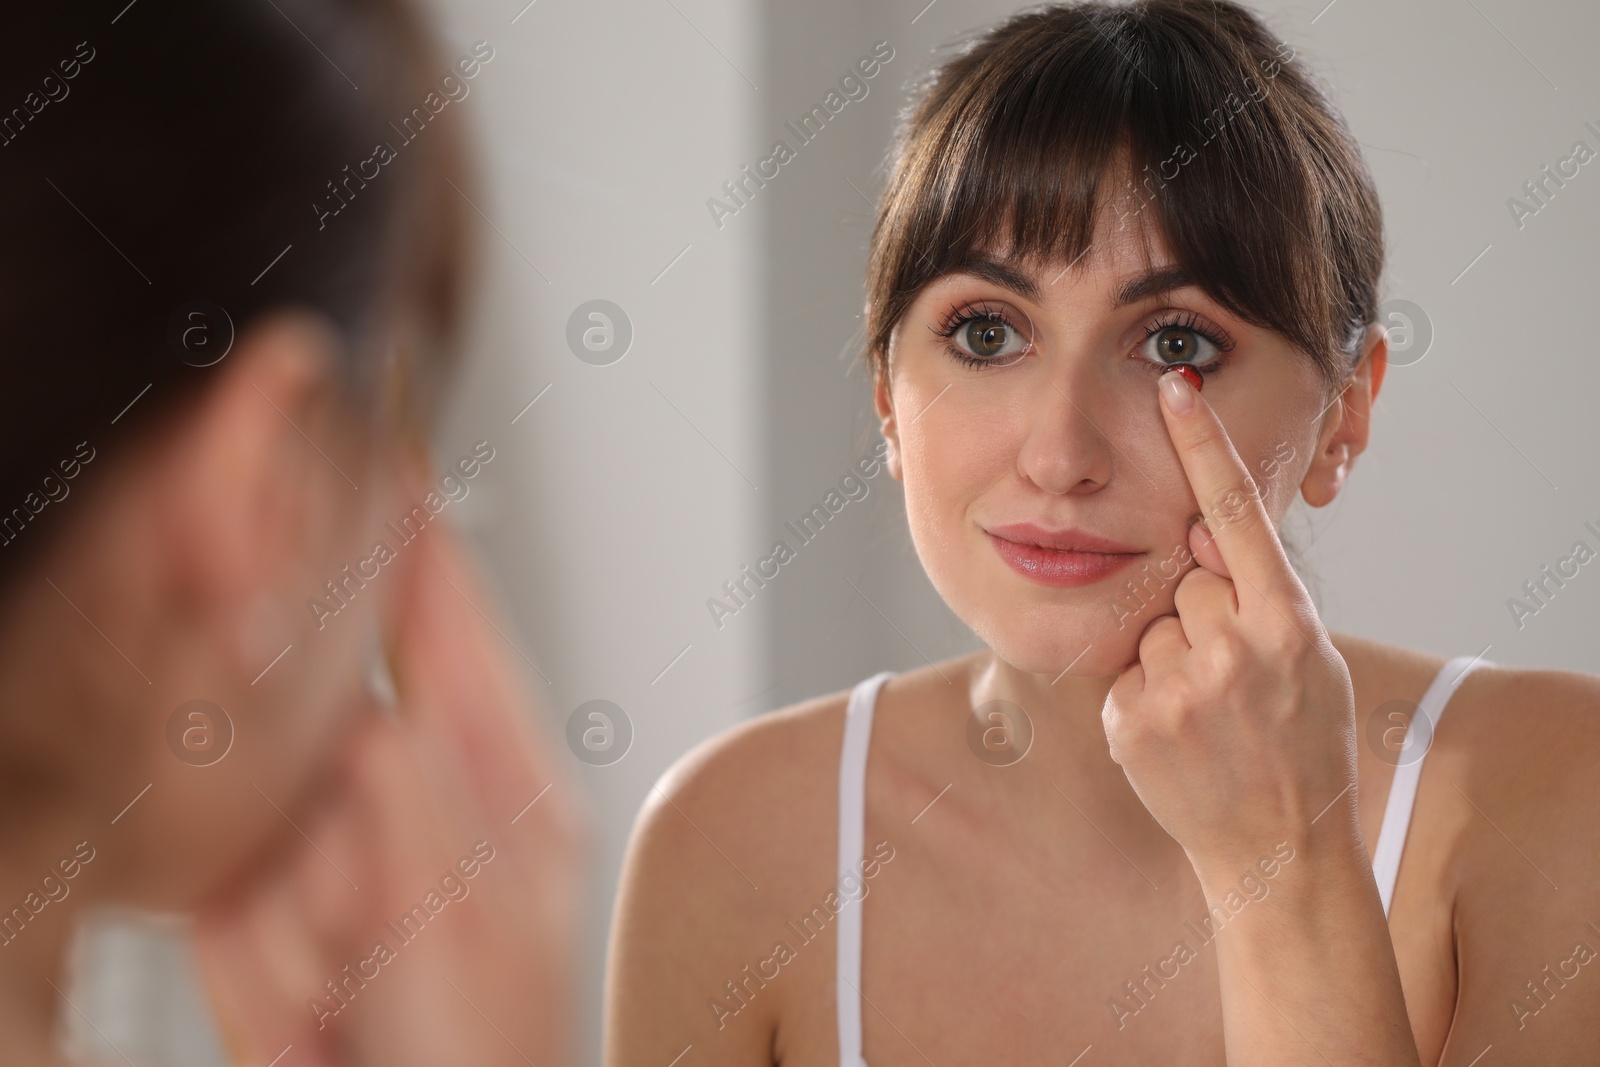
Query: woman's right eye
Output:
[[946, 314, 1030, 367]]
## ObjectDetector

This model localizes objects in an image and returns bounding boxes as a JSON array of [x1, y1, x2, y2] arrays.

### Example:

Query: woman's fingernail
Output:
[[1160, 370, 1194, 414]]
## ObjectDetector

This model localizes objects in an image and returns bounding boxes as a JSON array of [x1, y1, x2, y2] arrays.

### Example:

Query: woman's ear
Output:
[[151, 311, 356, 671], [1300, 322, 1387, 509], [872, 342, 903, 483]]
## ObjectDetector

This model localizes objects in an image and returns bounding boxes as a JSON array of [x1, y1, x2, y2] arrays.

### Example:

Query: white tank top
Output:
[[834, 655, 1490, 1066]]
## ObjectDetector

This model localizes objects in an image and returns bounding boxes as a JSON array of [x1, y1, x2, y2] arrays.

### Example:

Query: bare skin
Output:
[[606, 213, 1600, 1063], [607, 639, 1600, 1065]]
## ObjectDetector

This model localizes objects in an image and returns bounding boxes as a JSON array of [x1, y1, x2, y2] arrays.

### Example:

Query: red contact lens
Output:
[[1172, 364, 1204, 393]]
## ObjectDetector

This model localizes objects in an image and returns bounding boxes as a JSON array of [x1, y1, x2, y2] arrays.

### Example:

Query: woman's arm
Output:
[[1200, 836, 1419, 1064], [1103, 369, 1422, 1063], [1423, 668, 1600, 1064]]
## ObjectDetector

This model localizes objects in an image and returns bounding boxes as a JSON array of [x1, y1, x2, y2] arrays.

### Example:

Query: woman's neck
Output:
[[944, 647, 1191, 872], [967, 647, 1125, 776]]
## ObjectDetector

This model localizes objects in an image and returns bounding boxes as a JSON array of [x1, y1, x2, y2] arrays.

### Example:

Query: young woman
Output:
[[0, 3, 582, 1065], [605, 2, 1600, 1063]]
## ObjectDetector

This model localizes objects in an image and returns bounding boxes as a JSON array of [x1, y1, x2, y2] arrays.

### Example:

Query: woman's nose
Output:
[[1015, 367, 1119, 495]]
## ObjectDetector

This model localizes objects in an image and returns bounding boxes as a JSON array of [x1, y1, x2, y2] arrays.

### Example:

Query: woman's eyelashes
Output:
[[930, 301, 1236, 379], [1135, 309, 1236, 378], [933, 299, 1032, 369]]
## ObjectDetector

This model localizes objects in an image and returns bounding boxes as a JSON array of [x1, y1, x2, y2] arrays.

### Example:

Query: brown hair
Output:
[[0, 0, 473, 581], [864, 0, 1383, 397]]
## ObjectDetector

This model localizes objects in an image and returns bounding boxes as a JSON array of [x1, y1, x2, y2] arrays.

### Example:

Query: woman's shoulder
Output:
[[1335, 629, 1600, 752], [642, 661, 962, 821], [1443, 653, 1600, 740], [618, 660, 965, 893], [606, 673, 901, 1055], [1335, 636, 1600, 1048], [1427, 648, 1600, 813], [648, 679, 856, 827], [616, 674, 881, 913], [1337, 630, 1600, 874]]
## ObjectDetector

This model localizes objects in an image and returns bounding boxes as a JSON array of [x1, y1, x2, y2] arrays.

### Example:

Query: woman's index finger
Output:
[[1157, 370, 1302, 611]]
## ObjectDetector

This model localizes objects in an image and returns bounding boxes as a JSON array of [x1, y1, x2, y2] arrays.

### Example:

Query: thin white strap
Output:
[[1371, 655, 1490, 918], [837, 671, 892, 1067]]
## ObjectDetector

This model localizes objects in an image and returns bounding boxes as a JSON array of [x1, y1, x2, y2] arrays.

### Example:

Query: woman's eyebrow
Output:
[[943, 257, 1195, 311], [943, 254, 1040, 302], [1111, 265, 1194, 308]]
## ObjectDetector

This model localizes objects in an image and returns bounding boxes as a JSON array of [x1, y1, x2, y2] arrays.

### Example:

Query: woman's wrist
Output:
[[1189, 829, 1372, 918]]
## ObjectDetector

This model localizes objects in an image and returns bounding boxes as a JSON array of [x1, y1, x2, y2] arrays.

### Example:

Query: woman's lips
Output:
[[986, 531, 1142, 588]]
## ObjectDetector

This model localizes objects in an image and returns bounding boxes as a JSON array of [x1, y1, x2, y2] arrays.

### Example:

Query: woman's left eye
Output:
[[1136, 312, 1233, 376]]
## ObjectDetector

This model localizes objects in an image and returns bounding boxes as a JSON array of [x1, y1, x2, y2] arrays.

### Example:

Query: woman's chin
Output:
[[965, 609, 1141, 680], [923, 555, 1159, 677]]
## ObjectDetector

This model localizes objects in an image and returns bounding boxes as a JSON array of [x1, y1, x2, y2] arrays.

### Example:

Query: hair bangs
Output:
[[866, 1, 1384, 397]]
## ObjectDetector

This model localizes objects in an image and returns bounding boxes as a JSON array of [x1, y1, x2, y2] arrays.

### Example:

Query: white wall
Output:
[[427, 1, 766, 1062]]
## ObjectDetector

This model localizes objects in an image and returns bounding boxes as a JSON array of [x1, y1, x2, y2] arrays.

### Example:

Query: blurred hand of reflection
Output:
[[193, 473, 588, 1067]]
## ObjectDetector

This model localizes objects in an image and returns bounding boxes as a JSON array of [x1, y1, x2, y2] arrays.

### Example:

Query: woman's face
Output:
[[54, 316, 413, 909], [876, 215, 1338, 677]]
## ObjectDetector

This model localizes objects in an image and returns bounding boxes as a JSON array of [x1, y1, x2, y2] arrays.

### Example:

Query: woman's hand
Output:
[[194, 478, 588, 1067], [1102, 370, 1420, 1065], [1101, 369, 1361, 888]]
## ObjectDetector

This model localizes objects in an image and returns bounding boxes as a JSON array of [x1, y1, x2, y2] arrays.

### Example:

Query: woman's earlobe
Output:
[[871, 362, 904, 480], [883, 433, 904, 482], [1300, 440, 1350, 508], [875, 405, 900, 477]]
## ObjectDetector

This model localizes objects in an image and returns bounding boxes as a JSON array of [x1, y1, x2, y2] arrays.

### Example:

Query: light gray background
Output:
[[65, 0, 1600, 1063]]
